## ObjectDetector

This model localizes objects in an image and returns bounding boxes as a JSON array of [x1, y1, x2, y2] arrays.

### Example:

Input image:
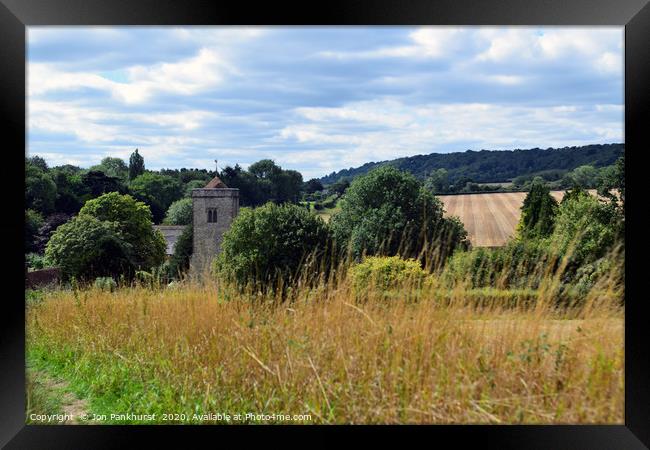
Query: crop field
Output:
[[438, 190, 596, 247]]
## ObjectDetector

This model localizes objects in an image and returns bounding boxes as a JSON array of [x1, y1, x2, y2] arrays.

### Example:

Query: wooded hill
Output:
[[319, 143, 624, 186]]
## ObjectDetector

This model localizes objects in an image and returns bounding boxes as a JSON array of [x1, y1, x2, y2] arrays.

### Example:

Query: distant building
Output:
[[190, 176, 239, 272], [153, 225, 186, 256]]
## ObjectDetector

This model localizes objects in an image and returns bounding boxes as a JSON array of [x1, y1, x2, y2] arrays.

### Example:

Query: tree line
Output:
[[320, 143, 624, 187]]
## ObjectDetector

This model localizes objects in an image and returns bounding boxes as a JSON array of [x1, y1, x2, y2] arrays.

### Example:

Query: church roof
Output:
[[204, 176, 228, 188]]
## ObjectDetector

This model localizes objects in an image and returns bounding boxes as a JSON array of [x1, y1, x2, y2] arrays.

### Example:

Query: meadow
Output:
[[26, 253, 624, 425]]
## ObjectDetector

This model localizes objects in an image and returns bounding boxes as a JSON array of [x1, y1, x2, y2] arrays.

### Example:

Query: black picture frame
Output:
[[1, 0, 648, 447]]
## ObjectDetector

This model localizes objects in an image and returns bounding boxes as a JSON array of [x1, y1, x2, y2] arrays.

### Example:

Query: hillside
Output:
[[320, 143, 624, 185]]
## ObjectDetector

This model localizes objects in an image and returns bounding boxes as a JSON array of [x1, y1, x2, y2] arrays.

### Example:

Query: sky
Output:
[[27, 26, 624, 179]]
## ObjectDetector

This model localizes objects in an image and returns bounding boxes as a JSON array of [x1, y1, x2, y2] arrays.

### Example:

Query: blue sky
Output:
[[27, 26, 623, 179]]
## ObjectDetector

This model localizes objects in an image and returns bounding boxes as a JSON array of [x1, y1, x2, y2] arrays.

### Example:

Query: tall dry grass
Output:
[[26, 245, 624, 424]]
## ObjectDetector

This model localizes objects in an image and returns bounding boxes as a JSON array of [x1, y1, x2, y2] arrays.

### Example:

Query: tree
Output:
[[598, 155, 624, 214], [517, 179, 558, 239], [33, 213, 73, 254], [550, 189, 620, 267], [78, 192, 166, 270], [27, 155, 48, 171], [163, 198, 193, 225], [424, 168, 449, 194], [93, 157, 129, 180], [329, 178, 350, 197], [128, 149, 145, 180], [184, 179, 206, 197], [568, 165, 600, 188], [215, 202, 331, 288], [25, 209, 44, 253], [25, 161, 57, 214], [303, 178, 324, 194], [274, 169, 303, 203], [167, 224, 193, 279], [81, 170, 126, 199], [45, 215, 133, 281], [330, 166, 468, 264], [129, 173, 183, 223], [248, 159, 282, 179], [51, 169, 85, 214]]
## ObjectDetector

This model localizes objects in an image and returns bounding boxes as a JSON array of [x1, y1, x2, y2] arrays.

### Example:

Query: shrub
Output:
[[94, 277, 117, 292], [214, 202, 330, 289], [348, 256, 427, 294], [443, 240, 555, 290], [163, 198, 193, 225], [26, 253, 50, 271]]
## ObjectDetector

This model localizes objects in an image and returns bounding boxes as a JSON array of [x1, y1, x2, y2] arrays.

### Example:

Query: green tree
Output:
[[184, 179, 206, 197], [45, 215, 133, 281], [128, 149, 145, 181], [303, 178, 324, 194], [81, 170, 126, 198], [93, 157, 129, 180], [424, 168, 449, 194], [163, 197, 193, 225], [215, 203, 331, 288], [25, 209, 44, 253], [51, 169, 85, 214], [517, 179, 558, 239], [330, 166, 468, 264], [568, 165, 600, 188], [550, 189, 620, 267], [329, 178, 350, 197], [27, 155, 49, 171], [598, 155, 624, 214], [129, 172, 183, 223], [78, 192, 166, 270], [167, 224, 193, 279], [25, 161, 57, 214]]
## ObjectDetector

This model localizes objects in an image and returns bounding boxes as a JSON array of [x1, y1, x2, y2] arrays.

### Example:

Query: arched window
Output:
[[207, 208, 217, 223]]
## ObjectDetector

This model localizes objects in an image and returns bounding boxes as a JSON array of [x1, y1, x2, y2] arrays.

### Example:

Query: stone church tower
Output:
[[191, 175, 239, 272]]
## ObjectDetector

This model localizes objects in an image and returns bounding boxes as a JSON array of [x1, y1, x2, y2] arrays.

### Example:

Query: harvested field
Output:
[[438, 190, 596, 247]]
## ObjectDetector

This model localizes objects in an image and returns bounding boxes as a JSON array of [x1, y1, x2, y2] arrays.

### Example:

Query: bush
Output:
[[214, 202, 330, 289], [443, 240, 555, 290], [26, 253, 50, 271], [163, 198, 193, 225], [348, 256, 427, 294], [94, 277, 117, 292]]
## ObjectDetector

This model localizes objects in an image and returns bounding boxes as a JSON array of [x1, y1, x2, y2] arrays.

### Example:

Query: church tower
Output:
[[191, 173, 239, 272]]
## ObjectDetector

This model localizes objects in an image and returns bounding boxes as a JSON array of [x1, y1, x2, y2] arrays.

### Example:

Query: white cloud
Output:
[[29, 48, 233, 104]]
